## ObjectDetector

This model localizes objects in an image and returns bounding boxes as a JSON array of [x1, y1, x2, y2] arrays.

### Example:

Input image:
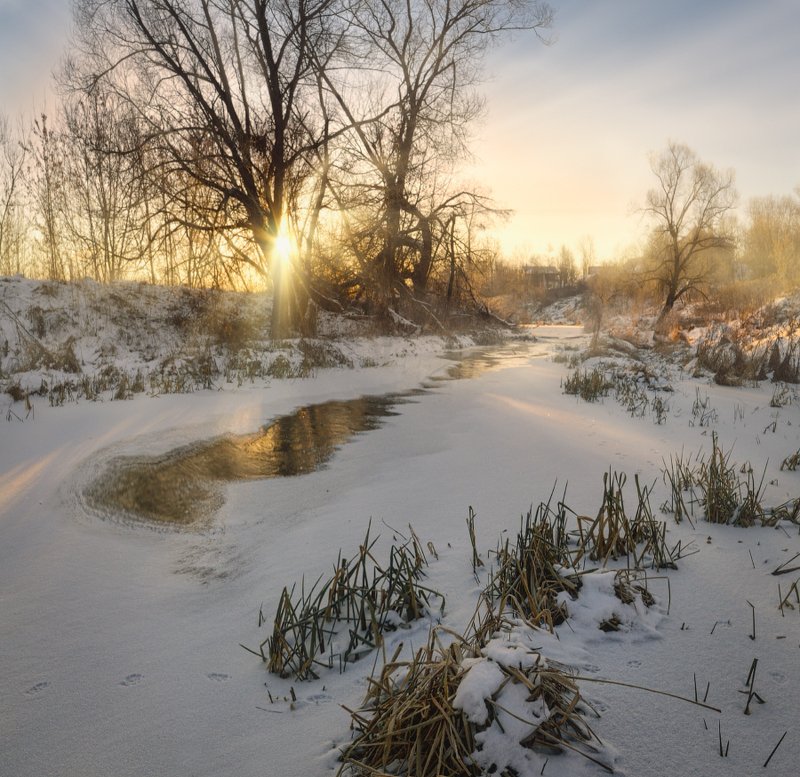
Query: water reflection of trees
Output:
[[87, 345, 532, 525], [87, 396, 396, 524]]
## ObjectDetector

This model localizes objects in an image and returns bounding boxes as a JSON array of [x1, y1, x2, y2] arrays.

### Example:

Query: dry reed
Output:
[[258, 524, 444, 680], [338, 626, 606, 777]]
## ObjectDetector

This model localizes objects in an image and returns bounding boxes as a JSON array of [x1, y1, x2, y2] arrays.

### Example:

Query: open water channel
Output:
[[84, 344, 542, 526]]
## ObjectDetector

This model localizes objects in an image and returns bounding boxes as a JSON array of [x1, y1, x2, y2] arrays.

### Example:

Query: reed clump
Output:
[[562, 367, 612, 402], [699, 433, 740, 524], [336, 473, 689, 777], [574, 472, 678, 570], [338, 637, 481, 777], [613, 569, 655, 607], [483, 476, 676, 634], [662, 449, 701, 525], [338, 626, 605, 777], [612, 370, 671, 424], [659, 433, 777, 527], [260, 524, 444, 680], [485, 498, 581, 630]]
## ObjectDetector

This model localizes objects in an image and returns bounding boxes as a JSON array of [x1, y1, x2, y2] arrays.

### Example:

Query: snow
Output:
[[2, 281, 800, 777], [453, 658, 504, 725]]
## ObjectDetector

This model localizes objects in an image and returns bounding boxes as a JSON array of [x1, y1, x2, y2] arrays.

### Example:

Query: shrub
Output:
[[298, 339, 352, 373]]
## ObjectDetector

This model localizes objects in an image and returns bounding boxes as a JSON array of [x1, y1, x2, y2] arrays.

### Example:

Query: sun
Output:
[[274, 233, 292, 266]]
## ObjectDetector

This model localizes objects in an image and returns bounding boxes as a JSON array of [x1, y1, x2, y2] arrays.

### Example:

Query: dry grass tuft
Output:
[[575, 472, 678, 570], [486, 498, 580, 630], [562, 366, 612, 401], [781, 448, 800, 472], [659, 434, 779, 527], [339, 636, 481, 777], [259, 524, 443, 680], [338, 626, 606, 777]]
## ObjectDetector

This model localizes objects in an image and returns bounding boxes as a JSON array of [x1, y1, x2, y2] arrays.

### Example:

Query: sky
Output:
[[0, 0, 69, 112], [474, 0, 800, 261], [1, 0, 799, 263]]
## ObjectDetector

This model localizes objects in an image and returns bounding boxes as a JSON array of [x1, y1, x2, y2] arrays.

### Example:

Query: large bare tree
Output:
[[69, 0, 339, 335], [319, 0, 553, 319], [642, 141, 737, 328]]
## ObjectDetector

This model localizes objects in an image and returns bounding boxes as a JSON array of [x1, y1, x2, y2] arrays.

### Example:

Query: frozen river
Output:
[[3, 325, 799, 777]]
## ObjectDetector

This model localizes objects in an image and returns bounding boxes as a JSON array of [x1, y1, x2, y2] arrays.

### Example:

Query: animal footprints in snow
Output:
[[768, 670, 786, 684], [287, 692, 333, 710], [120, 673, 143, 687], [306, 692, 332, 704], [25, 681, 50, 697], [207, 673, 230, 682], [626, 659, 642, 668]]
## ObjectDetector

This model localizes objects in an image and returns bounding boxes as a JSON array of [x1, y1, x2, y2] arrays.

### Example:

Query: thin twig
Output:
[[763, 731, 787, 768], [559, 674, 721, 713]]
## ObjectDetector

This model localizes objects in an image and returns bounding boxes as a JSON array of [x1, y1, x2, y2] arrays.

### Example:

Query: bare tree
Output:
[[577, 234, 595, 279], [743, 193, 800, 285], [0, 117, 28, 275], [61, 91, 152, 281], [29, 115, 70, 280], [642, 141, 737, 328], [586, 263, 629, 349], [69, 0, 340, 335], [320, 0, 553, 318], [557, 245, 576, 286]]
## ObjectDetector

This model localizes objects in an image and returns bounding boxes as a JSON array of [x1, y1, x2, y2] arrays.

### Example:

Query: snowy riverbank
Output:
[[2, 281, 799, 777]]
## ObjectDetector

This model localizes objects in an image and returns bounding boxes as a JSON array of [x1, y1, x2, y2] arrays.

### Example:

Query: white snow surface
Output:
[[2, 287, 800, 776], [453, 658, 504, 726]]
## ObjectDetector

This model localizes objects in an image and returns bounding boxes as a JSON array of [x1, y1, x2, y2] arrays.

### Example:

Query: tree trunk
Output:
[[410, 211, 433, 295]]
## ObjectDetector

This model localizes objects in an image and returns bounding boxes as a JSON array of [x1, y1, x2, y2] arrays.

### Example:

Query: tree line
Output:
[[1, 3, 798, 338], [0, 0, 554, 337], [488, 140, 799, 332]]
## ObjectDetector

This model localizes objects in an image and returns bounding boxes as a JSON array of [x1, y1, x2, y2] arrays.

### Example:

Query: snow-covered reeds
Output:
[[338, 634, 481, 777], [612, 569, 656, 609], [481, 475, 678, 638], [486, 499, 580, 631], [338, 625, 607, 777], [564, 362, 672, 424], [257, 524, 444, 680], [695, 311, 800, 386]]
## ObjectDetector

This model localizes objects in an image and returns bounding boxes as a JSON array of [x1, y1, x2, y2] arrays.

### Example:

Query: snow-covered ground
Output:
[[2, 284, 799, 777]]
